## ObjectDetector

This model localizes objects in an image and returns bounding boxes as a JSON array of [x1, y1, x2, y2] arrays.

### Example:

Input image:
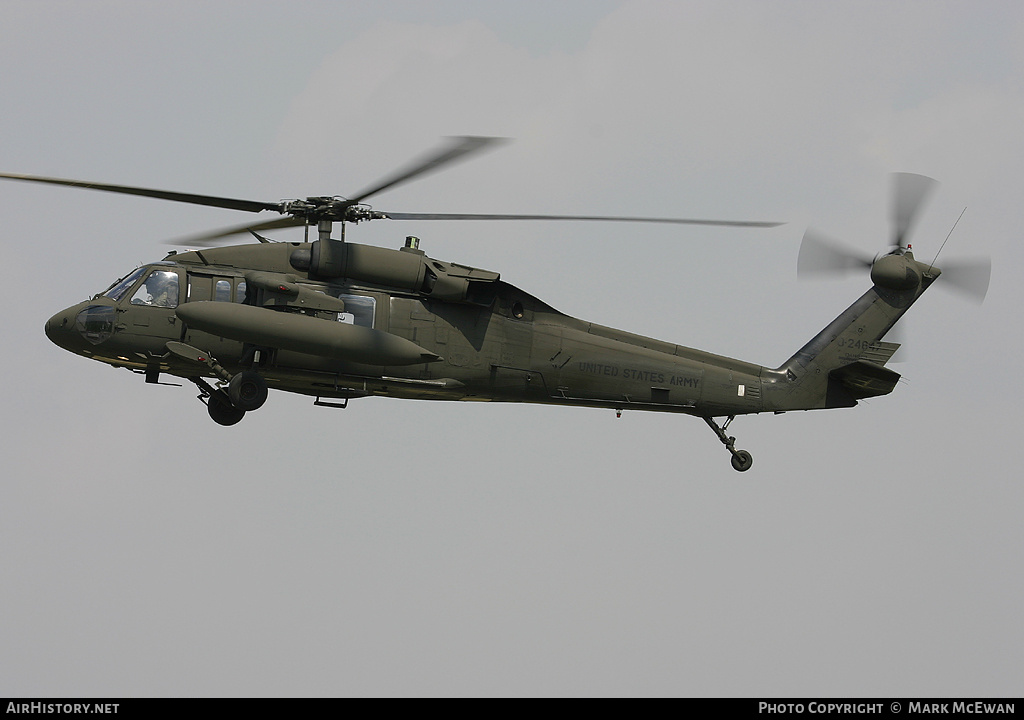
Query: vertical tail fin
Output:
[[762, 254, 939, 411]]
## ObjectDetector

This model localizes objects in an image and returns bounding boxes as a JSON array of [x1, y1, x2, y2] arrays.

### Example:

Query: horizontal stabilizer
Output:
[[830, 360, 901, 400]]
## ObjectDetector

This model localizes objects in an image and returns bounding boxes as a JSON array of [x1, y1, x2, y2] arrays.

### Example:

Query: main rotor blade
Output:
[[347, 136, 508, 205], [0, 172, 279, 214], [797, 229, 874, 277], [938, 257, 991, 303], [379, 211, 782, 227], [165, 216, 306, 246], [892, 173, 937, 249]]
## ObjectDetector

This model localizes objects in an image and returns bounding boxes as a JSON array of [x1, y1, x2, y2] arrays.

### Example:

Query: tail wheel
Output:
[[731, 450, 753, 472], [229, 371, 268, 412], [703, 416, 755, 472]]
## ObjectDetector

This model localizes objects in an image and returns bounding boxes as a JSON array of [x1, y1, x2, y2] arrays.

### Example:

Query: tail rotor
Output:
[[891, 172, 938, 251], [933, 256, 991, 303], [796, 229, 873, 278], [798, 173, 990, 304]]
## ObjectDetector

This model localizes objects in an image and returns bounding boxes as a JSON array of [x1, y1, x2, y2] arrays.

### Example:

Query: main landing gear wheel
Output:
[[207, 390, 246, 426], [228, 370, 268, 412], [703, 415, 754, 472]]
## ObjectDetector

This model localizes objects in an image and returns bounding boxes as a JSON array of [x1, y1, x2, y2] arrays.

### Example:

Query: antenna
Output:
[[929, 207, 967, 272]]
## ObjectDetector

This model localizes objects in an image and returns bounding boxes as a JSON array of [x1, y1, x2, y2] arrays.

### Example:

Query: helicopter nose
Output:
[[45, 308, 78, 351], [45, 303, 116, 353]]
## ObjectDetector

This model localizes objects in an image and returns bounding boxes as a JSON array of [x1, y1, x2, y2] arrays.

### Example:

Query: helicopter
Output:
[[2, 137, 990, 471]]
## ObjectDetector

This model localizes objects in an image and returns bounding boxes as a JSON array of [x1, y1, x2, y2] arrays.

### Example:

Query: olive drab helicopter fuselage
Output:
[[8, 138, 986, 471]]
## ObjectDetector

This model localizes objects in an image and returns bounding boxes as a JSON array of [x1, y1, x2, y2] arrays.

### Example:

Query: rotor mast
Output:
[[318, 218, 334, 243]]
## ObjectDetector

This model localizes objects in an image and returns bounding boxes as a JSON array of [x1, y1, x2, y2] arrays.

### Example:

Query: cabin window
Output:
[[336, 294, 375, 328], [214, 279, 232, 302], [211, 278, 246, 303], [130, 270, 179, 308], [187, 275, 246, 303]]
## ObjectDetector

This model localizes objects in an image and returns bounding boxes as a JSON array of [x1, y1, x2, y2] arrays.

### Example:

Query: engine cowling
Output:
[[291, 240, 427, 289], [289, 239, 498, 302]]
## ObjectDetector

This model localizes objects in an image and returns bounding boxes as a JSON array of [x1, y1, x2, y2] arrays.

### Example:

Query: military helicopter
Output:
[[2, 137, 989, 471]]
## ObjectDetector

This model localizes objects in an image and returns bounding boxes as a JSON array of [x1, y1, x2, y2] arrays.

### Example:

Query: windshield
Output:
[[103, 267, 147, 301]]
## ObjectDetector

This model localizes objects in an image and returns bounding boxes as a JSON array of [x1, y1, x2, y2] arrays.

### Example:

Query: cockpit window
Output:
[[130, 270, 179, 308], [103, 267, 148, 302]]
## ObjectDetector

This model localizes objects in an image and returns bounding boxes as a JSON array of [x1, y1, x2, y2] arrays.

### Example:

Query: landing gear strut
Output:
[[703, 415, 753, 472], [191, 369, 268, 425], [170, 341, 270, 425]]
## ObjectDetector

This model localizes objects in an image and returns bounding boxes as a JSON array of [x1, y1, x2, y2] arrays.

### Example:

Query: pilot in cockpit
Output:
[[131, 270, 178, 308]]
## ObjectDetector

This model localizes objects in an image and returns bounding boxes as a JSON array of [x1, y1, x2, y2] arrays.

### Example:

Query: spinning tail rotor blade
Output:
[[938, 257, 991, 303], [891, 173, 937, 249], [797, 229, 874, 277]]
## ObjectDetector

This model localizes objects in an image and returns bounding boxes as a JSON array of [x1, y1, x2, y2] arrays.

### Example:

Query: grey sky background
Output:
[[1, 0, 1021, 697]]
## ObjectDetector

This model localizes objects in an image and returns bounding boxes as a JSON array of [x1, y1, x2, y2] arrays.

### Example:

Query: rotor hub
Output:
[[870, 251, 923, 291]]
